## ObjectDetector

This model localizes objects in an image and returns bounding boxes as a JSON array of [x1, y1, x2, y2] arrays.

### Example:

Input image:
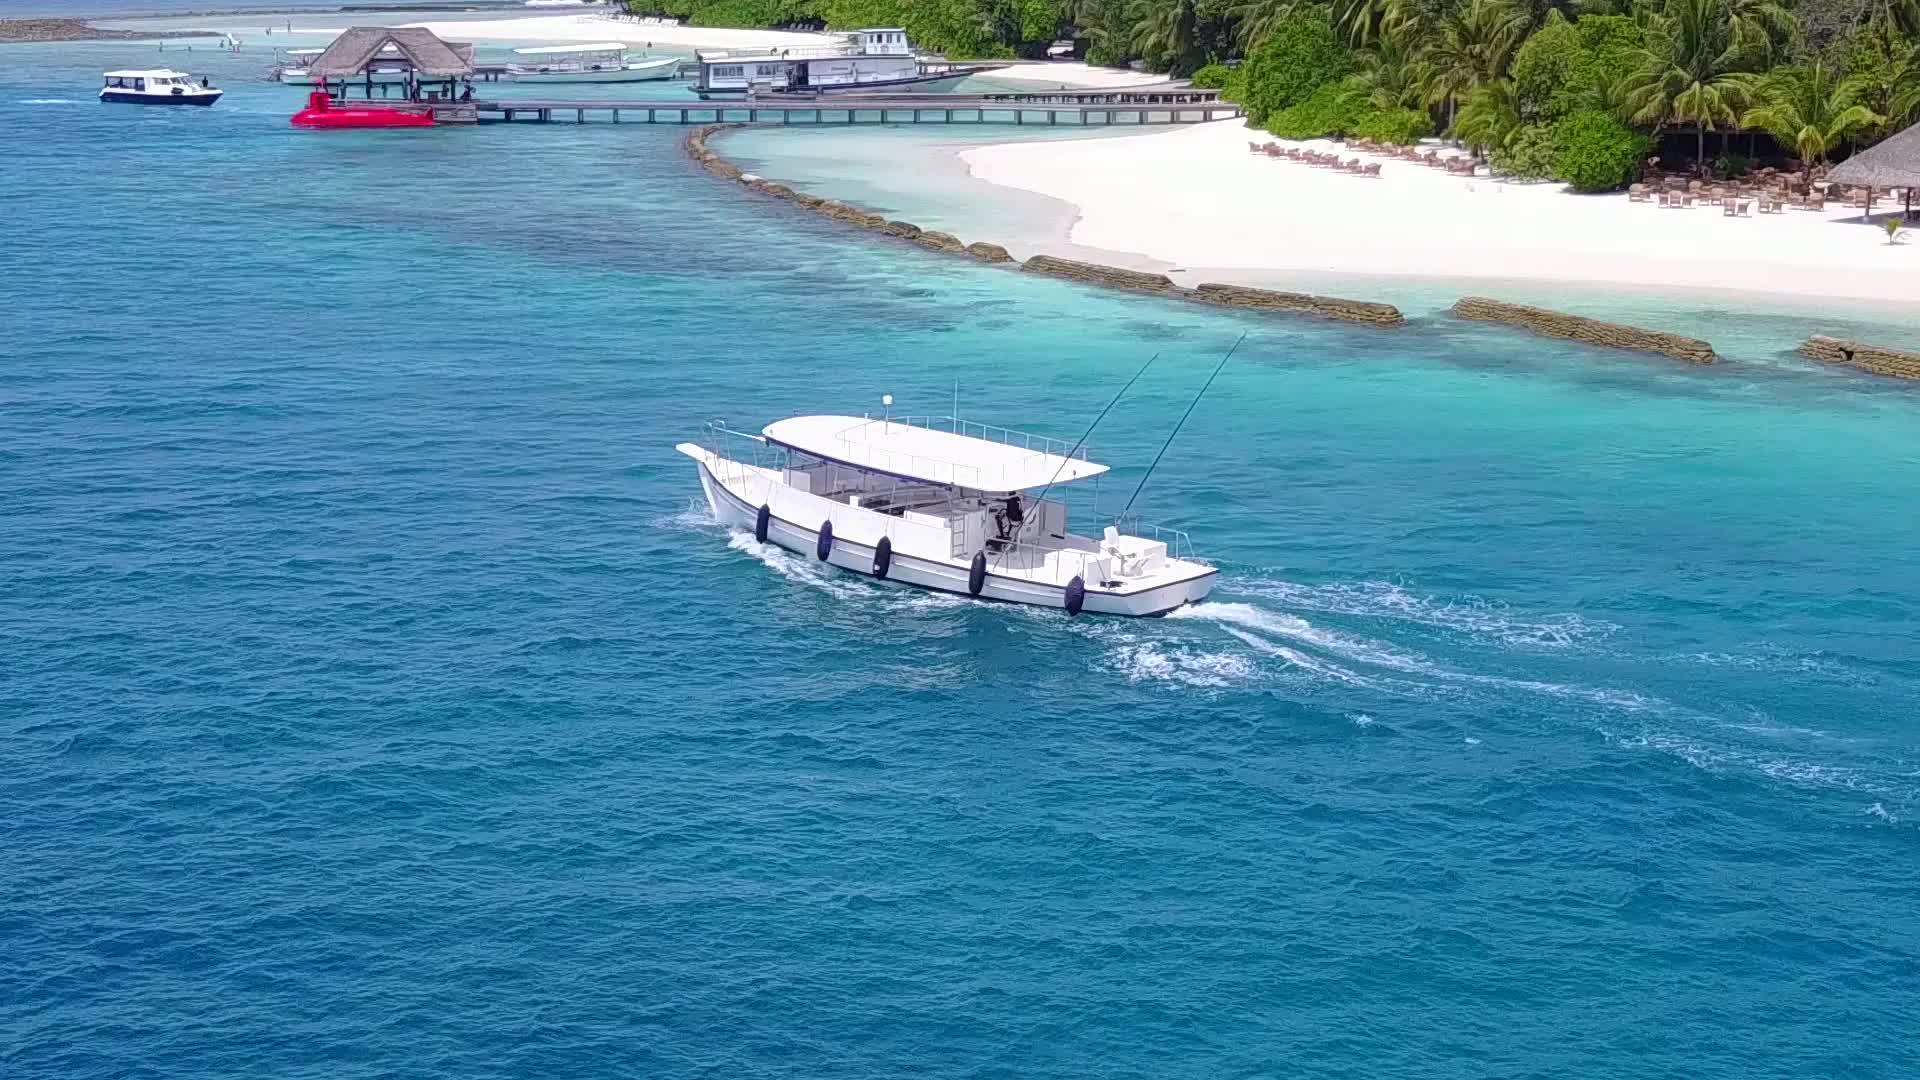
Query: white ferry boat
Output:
[[507, 43, 679, 83], [273, 46, 410, 86], [678, 413, 1217, 617], [691, 28, 1003, 98], [100, 69, 221, 106]]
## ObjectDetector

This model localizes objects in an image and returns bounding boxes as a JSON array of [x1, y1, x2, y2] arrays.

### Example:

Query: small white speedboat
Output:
[[678, 413, 1217, 617], [507, 43, 679, 83], [100, 69, 221, 106]]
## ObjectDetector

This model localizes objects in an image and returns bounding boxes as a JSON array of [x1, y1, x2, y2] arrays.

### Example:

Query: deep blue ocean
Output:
[[5, 36, 1920, 1080]]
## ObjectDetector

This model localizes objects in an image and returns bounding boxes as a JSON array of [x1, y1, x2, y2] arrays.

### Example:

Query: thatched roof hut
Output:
[[1829, 121, 1920, 189], [308, 26, 474, 80]]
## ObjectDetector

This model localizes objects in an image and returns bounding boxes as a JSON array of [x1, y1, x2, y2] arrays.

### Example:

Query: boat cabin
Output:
[[508, 43, 630, 75], [100, 69, 222, 106], [693, 28, 940, 96]]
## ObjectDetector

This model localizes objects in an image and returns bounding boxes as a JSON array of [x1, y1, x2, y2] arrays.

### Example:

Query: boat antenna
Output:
[[1117, 332, 1245, 522], [1028, 351, 1159, 511]]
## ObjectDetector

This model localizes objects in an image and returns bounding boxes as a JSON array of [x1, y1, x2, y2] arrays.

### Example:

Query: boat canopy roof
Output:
[[512, 42, 627, 55], [105, 68, 193, 78], [762, 415, 1109, 492]]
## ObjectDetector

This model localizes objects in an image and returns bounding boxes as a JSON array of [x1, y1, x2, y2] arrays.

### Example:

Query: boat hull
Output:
[[508, 60, 679, 83], [278, 71, 410, 86], [688, 451, 1215, 617], [100, 89, 221, 106], [694, 72, 979, 99]]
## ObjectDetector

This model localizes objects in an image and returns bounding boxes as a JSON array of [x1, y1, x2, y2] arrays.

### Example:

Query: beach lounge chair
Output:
[[1360, 162, 1382, 177], [1628, 184, 1649, 202]]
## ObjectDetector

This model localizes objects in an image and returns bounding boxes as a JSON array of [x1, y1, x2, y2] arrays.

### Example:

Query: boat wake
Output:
[[687, 513, 1909, 817], [19, 99, 82, 105], [1233, 575, 1619, 651], [722, 530, 967, 612]]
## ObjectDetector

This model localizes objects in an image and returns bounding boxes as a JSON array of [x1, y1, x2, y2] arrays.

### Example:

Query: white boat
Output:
[[691, 28, 1005, 98], [506, 43, 678, 83], [100, 69, 221, 106], [678, 413, 1218, 617], [274, 46, 410, 86]]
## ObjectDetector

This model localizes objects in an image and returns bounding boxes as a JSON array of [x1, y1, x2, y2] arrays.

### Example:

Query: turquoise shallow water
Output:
[[5, 41, 1920, 1079]]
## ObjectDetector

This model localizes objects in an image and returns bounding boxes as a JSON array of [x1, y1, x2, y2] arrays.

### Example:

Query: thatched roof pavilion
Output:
[[308, 26, 474, 81], [1830, 121, 1920, 189]]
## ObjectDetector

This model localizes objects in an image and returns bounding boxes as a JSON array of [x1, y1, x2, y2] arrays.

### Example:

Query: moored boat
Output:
[[273, 46, 411, 86], [290, 90, 434, 128], [691, 28, 1005, 98], [678, 413, 1217, 617], [507, 43, 679, 83], [100, 69, 221, 106]]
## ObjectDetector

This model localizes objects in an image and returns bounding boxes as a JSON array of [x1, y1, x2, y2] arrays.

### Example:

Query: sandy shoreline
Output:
[[959, 120, 1920, 306], [0, 17, 201, 42]]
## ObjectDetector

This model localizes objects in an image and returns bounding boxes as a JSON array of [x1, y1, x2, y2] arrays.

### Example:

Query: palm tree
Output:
[[1423, 0, 1525, 127], [1846, 29, 1920, 137], [1742, 63, 1883, 186], [1624, 0, 1772, 174], [1124, 0, 1201, 72], [1330, 0, 1426, 47], [1452, 77, 1525, 153], [1228, 0, 1302, 48], [1861, 0, 1920, 40], [1353, 26, 1433, 110]]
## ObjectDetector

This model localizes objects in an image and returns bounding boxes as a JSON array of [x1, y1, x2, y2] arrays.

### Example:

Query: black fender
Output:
[[968, 551, 986, 595], [873, 536, 892, 579], [816, 520, 833, 561], [754, 504, 770, 544], [1064, 575, 1086, 616]]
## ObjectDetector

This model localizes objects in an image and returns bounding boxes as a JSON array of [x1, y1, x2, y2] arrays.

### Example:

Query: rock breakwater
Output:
[[1192, 283, 1404, 326], [1797, 336, 1920, 380], [1451, 297, 1717, 363]]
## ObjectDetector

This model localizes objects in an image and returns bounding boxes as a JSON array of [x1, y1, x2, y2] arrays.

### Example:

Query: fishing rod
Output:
[[1026, 351, 1159, 512], [1116, 332, 1245, 522]]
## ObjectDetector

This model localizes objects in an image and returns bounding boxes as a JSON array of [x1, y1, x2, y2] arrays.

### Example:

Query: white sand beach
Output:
[[960, 120, 1920, 303]]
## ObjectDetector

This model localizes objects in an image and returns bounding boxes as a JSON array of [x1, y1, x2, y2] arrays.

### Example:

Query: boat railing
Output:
[[702, 419, 773, 485], [1112, 515, 1207, 564], [879, 415, 1089, 463]]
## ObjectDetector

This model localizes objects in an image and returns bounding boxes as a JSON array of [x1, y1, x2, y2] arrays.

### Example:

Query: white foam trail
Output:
[[1218, 626, 1392, 691], [1235, 576, 1617, 650], [1606, 727, 1903, 800], [1105, 638, 1256, 689], [656, 498, 718, 530], [725, 530, 873, 602], [20, 99, 82, 105], [1172, 602, 1436, 673], [1177, 600, 1663, 712]]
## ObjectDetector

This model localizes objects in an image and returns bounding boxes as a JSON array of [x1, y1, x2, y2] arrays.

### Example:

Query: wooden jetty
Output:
[[975, 87, 1224, 105], [469, 94, 1244, 126]]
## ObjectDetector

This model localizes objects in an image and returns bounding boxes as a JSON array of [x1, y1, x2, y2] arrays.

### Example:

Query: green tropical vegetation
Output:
[[626, 0, 1920, 190]]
